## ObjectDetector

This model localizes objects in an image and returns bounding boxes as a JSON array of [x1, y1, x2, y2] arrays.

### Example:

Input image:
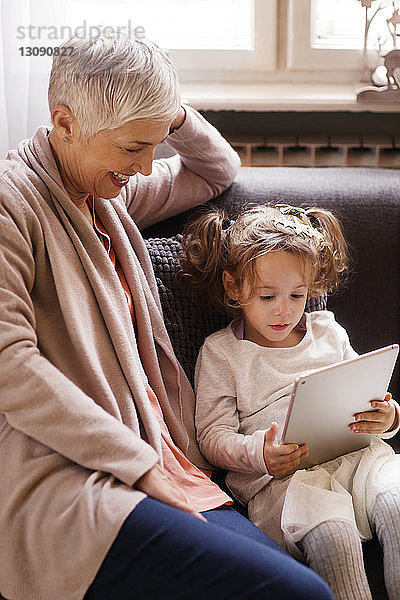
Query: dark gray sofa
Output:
[[143, 166, 400, 600]]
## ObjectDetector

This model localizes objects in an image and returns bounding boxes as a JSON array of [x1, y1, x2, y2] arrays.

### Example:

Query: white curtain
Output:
[[0, 0, 55, 158], [0, 1, 9, 158]]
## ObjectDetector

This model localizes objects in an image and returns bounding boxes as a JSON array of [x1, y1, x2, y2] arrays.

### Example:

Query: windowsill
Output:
[[180, 82, 400, 112]]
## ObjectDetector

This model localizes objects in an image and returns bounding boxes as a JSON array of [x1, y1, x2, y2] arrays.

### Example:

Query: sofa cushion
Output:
[[145, 234, 327, 384]]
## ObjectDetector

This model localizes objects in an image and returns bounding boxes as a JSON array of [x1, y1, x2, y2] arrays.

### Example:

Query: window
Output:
[[65, 0, 277, 76], [8, 0, 398, 113], [312, 0, 369, 50], [287, 0, 400, 76], [287, 0, 361, 72], [313, 0, 399, 54]]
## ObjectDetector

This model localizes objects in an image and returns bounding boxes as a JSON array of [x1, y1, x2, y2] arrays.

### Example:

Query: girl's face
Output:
[[233, 251, 309, 348]]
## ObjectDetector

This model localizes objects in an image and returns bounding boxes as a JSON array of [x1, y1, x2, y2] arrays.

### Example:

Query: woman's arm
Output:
[[194, 341, 269, 475], [0, 195, 159, 487], [124, 105, 241, 229]]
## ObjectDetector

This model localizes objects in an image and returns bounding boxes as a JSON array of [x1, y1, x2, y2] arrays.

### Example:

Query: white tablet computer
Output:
[[281, 344, 399, 470]]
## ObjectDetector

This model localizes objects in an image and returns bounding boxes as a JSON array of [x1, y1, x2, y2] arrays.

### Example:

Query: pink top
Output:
[[87, 195, 231, 512]]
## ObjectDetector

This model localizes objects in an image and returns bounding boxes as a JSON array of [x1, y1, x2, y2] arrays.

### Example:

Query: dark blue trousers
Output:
[[85, 498, 333, 599]]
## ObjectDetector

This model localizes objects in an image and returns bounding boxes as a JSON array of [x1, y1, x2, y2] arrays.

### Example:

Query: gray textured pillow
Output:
[[145, 235, 327, 384]]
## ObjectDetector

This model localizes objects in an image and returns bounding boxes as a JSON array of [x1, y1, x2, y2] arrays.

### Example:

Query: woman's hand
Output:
[[169, 107, 186, 134], [263, 422, 309, 477], [350, 393, 397, 434], [135, 463, 207, 521]]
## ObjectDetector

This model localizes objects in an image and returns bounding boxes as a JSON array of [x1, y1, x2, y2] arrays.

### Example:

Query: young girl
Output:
[[178, 204, 400, 600]]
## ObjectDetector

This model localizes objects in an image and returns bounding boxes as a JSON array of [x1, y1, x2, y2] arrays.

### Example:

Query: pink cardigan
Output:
[[0, 106, 240, 600]]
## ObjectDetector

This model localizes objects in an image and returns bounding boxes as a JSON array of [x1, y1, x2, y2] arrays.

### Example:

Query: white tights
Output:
[[299, 487, 400, 600]]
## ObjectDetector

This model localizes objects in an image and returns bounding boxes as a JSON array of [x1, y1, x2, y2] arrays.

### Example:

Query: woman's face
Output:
[[58, 118, 171, 202]]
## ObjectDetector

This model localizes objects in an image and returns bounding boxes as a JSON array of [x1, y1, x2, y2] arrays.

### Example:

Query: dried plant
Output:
[[357, 0, 400, 79]]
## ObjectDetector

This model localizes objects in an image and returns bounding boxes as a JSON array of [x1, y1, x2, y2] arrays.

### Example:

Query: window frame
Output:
[[175, 0, 378, 85], [168, 0, 277, 81], [285, 0, 377, 72]]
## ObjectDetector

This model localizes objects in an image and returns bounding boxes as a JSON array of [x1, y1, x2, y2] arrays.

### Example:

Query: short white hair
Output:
[[48, 33, 181, 139]]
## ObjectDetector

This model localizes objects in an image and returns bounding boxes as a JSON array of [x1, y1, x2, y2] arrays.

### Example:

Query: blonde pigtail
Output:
[[177, 209, 230, 309], [305, 207, 349, 294]]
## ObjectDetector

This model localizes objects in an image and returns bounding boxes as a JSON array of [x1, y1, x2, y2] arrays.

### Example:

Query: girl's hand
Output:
[[350, 393, 397, 435], [135, 463, 207, 522], [263, 422, 309, 477]]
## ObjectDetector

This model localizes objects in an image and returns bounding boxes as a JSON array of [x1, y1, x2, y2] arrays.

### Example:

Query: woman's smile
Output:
[[109, 171, 131, 187]]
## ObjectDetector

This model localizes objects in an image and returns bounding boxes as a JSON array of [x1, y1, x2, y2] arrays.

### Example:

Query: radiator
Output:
[[229, 134, 400, 168]]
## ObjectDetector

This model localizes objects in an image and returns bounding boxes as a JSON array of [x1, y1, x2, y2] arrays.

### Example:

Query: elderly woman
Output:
[[0, 34, 333, 600]]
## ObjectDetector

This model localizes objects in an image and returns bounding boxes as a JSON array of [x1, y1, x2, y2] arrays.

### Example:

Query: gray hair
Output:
[[48, 33, 181, 139]]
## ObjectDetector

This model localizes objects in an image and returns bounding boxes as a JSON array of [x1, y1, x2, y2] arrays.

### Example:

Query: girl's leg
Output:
[[298, 520, 372, 600], [85, 499, 333, 600], [370, 487, 400, 600]]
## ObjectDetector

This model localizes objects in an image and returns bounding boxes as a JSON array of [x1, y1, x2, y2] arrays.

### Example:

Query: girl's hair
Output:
[[178, 204, 349, 312], [48, 33, 180, 139]]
